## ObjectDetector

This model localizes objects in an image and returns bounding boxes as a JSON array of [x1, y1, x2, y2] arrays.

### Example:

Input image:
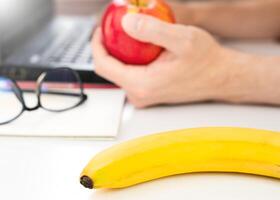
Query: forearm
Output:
[[170, 0, 280, 39], [215, 47, 280, 105]]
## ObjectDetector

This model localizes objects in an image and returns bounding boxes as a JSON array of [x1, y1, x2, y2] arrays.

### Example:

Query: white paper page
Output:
[[0, 89, 125, 138]]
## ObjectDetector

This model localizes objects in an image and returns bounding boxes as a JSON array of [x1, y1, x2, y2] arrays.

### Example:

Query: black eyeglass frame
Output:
[[0, 67, 88, 125]]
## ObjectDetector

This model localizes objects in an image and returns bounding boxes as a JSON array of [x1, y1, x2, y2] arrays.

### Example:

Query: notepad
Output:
[[0, 89, 125, 139]]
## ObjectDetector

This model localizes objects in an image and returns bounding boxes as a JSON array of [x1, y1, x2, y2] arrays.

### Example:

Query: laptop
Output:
[[0, 0, 110, 84]]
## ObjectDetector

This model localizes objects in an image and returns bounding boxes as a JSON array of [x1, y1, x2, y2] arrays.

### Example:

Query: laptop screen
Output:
[[0, 0, 54, 62]]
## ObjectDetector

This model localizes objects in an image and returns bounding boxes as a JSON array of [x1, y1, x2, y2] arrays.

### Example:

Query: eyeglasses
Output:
[[0, 67, 87, 125]]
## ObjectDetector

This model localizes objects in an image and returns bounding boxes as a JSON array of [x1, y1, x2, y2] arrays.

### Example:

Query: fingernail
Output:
[[122, 13, 141, 33]]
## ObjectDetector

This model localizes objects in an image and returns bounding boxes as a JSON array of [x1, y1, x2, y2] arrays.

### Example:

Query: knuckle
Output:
[[176, 39, 191, 55], [180, 30, 198, 52], [171, 25, 198, 54], [137, 17, 162, 35], [186, 30, 197, 43], [136, 18, 149, 33], [184, 26, 199, 40]]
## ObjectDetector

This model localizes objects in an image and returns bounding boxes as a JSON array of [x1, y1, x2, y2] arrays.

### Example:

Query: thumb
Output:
[[122, 13, 181, 53]]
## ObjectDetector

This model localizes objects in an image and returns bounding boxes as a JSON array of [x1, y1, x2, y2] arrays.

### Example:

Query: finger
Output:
[[92, 28, 126, 85], [92, 28, 149, 87], [122, 13, 185, 53]]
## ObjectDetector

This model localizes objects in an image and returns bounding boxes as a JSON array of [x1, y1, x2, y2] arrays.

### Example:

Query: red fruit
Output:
[[101, 0, 175, 65]]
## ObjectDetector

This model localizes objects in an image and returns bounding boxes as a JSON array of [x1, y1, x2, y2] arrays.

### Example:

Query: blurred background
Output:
[[55, 0, 187, 15], [55, 0, 110, 15]]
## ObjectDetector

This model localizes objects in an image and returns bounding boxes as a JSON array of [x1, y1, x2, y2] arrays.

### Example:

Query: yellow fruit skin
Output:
[[80, 127, 280, 189]]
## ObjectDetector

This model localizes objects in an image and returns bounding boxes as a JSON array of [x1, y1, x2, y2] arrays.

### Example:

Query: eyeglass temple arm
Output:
[[22, 89, 87, 97]]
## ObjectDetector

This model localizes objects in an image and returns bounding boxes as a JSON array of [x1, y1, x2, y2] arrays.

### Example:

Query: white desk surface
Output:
[[1, 41, 280, 200]]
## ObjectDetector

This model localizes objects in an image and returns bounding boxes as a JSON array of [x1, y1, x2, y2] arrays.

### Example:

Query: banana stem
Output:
[[80, 176, 94, 189]]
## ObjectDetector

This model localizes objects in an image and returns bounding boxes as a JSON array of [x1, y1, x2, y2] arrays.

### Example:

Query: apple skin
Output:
[[101, 0, 175, 65]]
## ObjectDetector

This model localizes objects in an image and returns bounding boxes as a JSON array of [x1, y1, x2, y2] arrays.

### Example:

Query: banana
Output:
[[80, 127, 280, 189]]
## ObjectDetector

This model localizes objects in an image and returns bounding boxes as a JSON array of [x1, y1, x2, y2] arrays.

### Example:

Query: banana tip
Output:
[[80, 175, 93, 189]]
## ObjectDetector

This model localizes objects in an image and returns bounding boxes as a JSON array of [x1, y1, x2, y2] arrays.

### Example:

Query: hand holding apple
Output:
[[101, 0, 175, 65], [93, 14, 228, 107]]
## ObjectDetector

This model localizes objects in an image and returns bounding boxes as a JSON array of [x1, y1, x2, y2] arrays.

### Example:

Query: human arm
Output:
[[92, 14, 280, 108], [169, 0, 280, 39]]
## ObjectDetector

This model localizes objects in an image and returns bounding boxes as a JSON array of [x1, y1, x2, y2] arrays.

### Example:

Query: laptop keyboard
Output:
[[40, 18, 93, 66], [6, 17, 95, 70]]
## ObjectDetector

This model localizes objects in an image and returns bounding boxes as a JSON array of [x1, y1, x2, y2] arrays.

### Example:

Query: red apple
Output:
[[101, 0, 175, 65]]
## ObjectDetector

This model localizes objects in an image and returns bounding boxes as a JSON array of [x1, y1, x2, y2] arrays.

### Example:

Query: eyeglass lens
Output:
[[39, 68, 84, 111], [0, 77, 23, 124]]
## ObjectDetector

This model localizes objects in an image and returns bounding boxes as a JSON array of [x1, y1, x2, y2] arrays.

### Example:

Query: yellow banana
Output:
[[80, 127, 280, 189]]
